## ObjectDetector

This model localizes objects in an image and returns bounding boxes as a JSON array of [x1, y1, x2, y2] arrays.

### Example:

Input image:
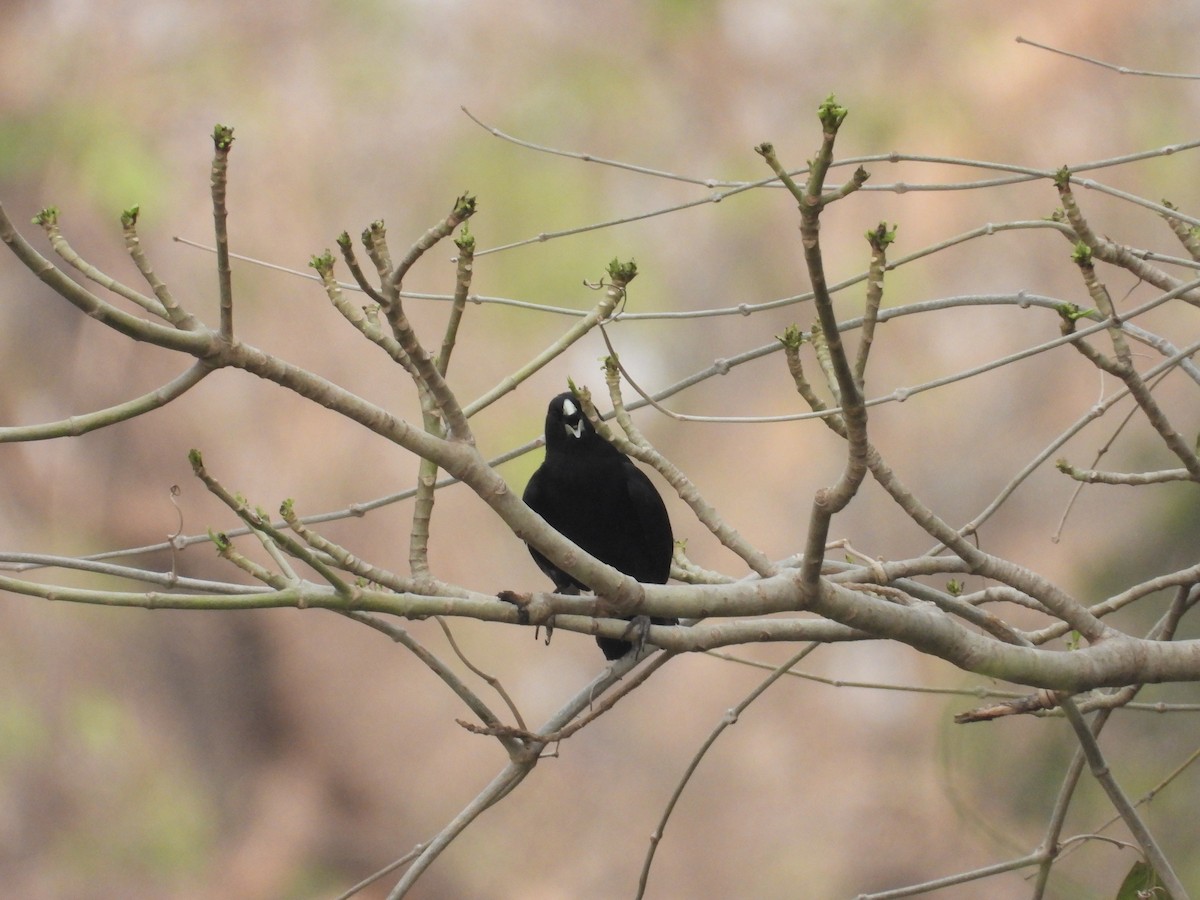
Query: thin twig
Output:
[[1017, 35, 1200, 80], [635, 643, 821, 898]]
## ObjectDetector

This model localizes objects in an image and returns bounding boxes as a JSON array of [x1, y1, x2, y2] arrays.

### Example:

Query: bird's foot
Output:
[[497, 589, 530, 623], [597, 616, 676, 661], [498, 590, 554, 646], [621, 615, 654, 657]]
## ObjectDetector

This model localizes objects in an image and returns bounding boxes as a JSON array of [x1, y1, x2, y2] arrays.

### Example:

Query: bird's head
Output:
[[545, 391, 598, 450]]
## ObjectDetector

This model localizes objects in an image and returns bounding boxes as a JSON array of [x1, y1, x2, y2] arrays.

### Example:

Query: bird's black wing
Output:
[[620, 458, 673, 584], [521, 464, 547, 514], [589, 459, 674, 659], [521, 466, 581, 592]]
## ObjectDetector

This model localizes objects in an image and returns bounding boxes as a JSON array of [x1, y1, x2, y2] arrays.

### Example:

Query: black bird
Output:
[[523, 392, 674, 659]]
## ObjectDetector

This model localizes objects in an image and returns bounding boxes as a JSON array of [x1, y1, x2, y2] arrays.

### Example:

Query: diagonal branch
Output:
[[0, 361, 212, 442], [462, 258, 634, 417], [121, 206, 201, 330], [0, 203, 217, 355], [1059, 697, 1189, 898], [586, 366, 777, 579], [377, 196, 476, 441], [33, 206, 168, 319]]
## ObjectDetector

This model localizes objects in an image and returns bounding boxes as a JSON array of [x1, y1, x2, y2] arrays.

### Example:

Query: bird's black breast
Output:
[[523, 447, 672, 590]]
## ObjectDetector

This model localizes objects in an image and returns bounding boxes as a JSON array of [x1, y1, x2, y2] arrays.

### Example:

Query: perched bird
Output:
[[523, 392, 674, 659]]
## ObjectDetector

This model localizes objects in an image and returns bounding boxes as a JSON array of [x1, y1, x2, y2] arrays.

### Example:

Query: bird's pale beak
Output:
[[564, 420, 584, 439]]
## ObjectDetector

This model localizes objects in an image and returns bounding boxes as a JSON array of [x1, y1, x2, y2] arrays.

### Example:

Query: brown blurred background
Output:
[[2, 2, 1200, 897]]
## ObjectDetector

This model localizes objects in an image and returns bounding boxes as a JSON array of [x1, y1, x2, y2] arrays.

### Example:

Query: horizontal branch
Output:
[[0, 551, 263, 593], [1056, 461, 1194, 486], [10, 563, 1200, 692]]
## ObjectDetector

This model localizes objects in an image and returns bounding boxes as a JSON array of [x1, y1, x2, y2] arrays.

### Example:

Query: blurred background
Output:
[[2, 1, 1200, 897]]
